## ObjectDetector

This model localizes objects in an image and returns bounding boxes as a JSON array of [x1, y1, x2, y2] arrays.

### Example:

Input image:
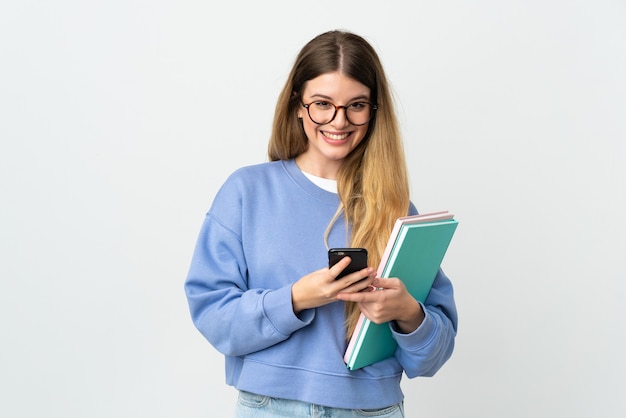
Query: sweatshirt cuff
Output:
[[262, 285, 314, 336], [390, 303, 437, 350]]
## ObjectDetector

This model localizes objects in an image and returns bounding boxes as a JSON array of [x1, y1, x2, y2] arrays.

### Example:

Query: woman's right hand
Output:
[[291, 257, 376, 313]]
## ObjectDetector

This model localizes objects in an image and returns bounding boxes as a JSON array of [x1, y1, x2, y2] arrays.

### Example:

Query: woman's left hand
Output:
[[336, 278, 425, 334]]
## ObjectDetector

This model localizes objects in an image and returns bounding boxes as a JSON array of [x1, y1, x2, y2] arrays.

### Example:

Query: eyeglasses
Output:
[[301, 101, 378, 126]]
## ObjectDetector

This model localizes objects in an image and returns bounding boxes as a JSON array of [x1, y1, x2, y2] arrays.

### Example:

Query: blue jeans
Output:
[[235, 391, 405, 417]]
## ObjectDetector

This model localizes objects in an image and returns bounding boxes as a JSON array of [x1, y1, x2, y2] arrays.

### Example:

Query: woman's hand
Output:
[[291, 257, 376, 314], [336, 278, 425, 333]]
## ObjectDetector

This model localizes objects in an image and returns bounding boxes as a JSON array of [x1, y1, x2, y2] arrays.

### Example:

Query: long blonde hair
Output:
[[268, 30, 410, 337]]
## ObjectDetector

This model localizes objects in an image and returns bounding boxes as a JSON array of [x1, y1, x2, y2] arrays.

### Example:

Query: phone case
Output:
[[328, 248, 368, 279]]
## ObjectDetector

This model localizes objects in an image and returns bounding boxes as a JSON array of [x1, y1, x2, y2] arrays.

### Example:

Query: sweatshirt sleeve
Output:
[[390, 268, 458, 378], [185, 213, 314, 357]]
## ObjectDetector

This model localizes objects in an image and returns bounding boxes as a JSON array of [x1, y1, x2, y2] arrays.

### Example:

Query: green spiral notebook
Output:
[[344, 211, 458, 370]]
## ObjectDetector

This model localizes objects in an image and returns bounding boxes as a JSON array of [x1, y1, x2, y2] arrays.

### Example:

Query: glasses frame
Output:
[[301, 101, 378, 126]]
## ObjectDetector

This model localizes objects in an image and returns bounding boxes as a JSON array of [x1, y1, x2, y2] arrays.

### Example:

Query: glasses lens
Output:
[[345, 102, 373, 126], [307, 102, 335, 124]]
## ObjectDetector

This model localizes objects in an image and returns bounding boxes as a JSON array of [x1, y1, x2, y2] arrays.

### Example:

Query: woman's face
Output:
[[296, 71, 372, 179]]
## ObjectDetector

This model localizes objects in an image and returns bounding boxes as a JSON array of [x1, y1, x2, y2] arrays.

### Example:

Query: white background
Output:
[[2, 1, 625, 417]]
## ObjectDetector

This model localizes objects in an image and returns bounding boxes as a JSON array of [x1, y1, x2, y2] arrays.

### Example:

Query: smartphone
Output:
[[328, 248, 368, 280]]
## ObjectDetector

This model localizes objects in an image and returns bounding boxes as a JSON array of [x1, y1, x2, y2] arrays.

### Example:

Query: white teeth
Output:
[[324, 132, 349, 140]]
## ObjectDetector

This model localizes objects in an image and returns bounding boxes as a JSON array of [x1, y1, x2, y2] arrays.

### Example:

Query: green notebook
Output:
[[344, 212, 458, 370]]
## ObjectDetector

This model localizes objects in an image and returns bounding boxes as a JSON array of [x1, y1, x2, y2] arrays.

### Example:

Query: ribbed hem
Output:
[[235, 359, 404, 410]]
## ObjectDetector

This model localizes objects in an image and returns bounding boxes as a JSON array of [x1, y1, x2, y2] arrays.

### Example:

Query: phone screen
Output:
[[328, 248, 368, 279]]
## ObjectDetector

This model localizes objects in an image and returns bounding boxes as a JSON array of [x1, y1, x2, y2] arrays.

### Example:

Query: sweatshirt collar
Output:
[[282, 159, 340, 205]]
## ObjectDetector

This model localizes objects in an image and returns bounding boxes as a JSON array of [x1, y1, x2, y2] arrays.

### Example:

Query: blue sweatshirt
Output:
[[184, 159, 457, 409]]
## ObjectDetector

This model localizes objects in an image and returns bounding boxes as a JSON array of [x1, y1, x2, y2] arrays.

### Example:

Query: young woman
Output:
[[184, 30, 457, 417]]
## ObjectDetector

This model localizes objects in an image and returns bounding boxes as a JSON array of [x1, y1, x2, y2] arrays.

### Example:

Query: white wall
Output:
[[1, 1, 624, 417]]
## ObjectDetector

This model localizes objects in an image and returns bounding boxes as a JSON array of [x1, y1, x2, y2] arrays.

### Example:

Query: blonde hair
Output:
[[268, 30, 410, 337]]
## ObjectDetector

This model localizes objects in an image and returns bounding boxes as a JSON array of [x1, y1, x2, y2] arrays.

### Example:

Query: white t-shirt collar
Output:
[[301, 171, 338, 194]]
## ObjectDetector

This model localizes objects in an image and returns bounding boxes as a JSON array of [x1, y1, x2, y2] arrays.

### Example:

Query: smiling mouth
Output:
[[322, 131, 350, 140]]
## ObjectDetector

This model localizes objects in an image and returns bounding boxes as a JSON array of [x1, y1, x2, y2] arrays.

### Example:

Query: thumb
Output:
[[371, 278, 386, 289]]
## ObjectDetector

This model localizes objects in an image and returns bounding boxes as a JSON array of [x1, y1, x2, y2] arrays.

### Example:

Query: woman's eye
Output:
[[349, 102, 367, 111], [313, 101, 332, 109]]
